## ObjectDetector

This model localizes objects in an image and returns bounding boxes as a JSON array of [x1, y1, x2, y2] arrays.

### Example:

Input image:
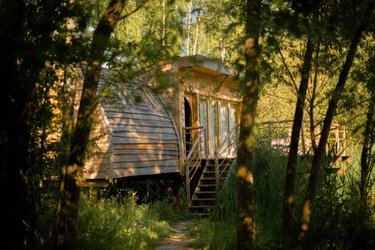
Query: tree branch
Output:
[[119, 0, 149, 20]]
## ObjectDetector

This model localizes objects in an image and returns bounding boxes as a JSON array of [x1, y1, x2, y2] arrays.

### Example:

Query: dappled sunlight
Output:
[[237, 165, 254, 185], [287, 194, 295, 204]]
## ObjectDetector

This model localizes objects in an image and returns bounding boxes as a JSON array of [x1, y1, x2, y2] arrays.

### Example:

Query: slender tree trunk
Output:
[[296, 3, 374, 244], [0, 1, 29, 247], [162, 0, 166, 46], [185, 0, 193, 55], [56, 0, 126, 246], [282, 36, 314, 246], [193, 0, 202, 55], [360, 89, 375, 212], [309, 44, 321, 152], [237, 0, 260, 248]]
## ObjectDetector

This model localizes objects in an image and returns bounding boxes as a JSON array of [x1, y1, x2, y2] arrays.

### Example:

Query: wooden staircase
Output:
[[188, 159, 234, 216], [184, 125, 239, 217], [188, 160, 217, 216]]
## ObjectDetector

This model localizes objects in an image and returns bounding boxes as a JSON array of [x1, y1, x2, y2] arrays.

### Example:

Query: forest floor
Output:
[[154, 220, 199, 250]]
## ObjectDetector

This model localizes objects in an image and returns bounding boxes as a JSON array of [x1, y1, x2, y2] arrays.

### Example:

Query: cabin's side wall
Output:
[[106, 103, 180, 177], [83, 106, 111, 180], [141, 62, 184, 174]]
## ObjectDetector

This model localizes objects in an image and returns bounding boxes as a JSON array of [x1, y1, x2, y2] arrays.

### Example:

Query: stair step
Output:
[[189, 205, 215, 208], [191, 213, 210, 217], [198, 183, 216, 186], [201, 177, 216, 180], [195, 191, 215, 194], [191, 197, 215, 201]]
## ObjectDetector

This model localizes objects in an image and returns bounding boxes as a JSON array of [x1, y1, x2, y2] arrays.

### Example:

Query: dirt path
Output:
[[154, 220, 198, 250]]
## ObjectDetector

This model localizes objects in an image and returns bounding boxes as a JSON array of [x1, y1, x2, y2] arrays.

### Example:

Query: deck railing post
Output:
[[214, 149, 219, 190], [184, 127, 191, 206]]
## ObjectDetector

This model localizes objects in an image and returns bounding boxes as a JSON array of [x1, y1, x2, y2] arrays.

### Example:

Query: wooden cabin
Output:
[[83, 55, 242, 210]]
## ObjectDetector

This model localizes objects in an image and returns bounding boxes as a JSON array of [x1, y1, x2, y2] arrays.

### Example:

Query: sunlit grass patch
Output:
[[188, 218, 236, 250], [74, 192, 177, 249]]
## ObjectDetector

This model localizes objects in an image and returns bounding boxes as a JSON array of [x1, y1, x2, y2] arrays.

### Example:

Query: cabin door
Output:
[[184, 97, 192, 154]]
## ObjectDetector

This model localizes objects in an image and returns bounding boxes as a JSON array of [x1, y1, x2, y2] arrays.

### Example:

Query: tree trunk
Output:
[[296, 2, 374, 244], [309, 43, 321, 152], [360, 89, 375, 212], [237, 0, 260, 248], [56, 0, 126, 246], [0, 1, 30, 247], [282, 36, 314, 246]]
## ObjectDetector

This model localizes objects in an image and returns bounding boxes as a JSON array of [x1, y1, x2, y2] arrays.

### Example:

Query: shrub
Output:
[[74, 192, 173, 249]]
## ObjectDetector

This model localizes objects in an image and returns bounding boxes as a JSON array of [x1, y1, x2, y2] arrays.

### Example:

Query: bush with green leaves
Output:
[[73, 192, 176, 250]]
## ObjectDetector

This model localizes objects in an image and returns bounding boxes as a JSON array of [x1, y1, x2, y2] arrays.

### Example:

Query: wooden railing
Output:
[[256, 120, 350, 161], [214, 124, 239, 188], [183, 126, 207, 204]]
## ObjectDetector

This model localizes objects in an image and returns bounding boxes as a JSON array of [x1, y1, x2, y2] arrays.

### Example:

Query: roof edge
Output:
[[177, 55, 236, 76]]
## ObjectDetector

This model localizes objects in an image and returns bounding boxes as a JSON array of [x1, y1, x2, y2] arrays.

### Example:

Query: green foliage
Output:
[[73, 193, 181, 249], [304, 150, 375, 250], [188, 219, 237, 250], [188, 144, 375, 249], [212, 164, 238, 222], [190, 146, 290, 249], [253, 146, 286, 249]]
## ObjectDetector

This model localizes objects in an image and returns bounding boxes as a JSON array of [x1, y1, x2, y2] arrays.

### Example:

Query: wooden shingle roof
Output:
[[97, 74, 180, 179]]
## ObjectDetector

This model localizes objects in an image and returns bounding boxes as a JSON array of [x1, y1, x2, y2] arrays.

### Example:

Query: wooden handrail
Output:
[[184, 126, 206, 205], [183, 126, 204, 130]]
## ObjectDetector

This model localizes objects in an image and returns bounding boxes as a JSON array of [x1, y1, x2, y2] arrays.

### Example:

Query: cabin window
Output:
[[208, 100, 218, 157], [229, 103, 238, 131], [199, 99, 208, 157], [199, 98, 239, 158], [220, 102, 229, 155]]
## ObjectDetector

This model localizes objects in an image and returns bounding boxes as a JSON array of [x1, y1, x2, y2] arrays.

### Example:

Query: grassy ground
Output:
[[59, 146, 374, 250], [188, 146, 375, 250], [73, 192, 191, 250]]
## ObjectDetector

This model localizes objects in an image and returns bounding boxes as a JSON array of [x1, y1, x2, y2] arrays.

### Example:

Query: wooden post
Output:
[[268, 121, 272, 145], [204, 128, 209, 159], [215, 149, 219, 190], [342, 126, 347, 155], [185, 128, 190, 205], [186, 164, 190, 205]]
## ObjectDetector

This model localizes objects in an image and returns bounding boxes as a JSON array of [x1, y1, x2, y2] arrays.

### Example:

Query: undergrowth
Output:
[[72, 191, 188, 250], [189, 145, 375, 250]]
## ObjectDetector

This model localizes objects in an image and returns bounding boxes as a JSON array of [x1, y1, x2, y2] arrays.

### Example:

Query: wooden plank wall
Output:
[[92, 77, 180, 179], [83, 106, 111, 180]]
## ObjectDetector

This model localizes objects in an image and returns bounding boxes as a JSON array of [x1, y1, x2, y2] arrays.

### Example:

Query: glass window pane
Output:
[[199, 99, 207, 129], [229, 103, 238, 157], [220, 102, 229, 156], [199, 99, 207, 158], [208, 100, 218, 157], [229, 103, 238, 130]]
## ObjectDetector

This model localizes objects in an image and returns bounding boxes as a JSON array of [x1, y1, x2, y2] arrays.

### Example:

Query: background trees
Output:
[[0, 0, 374, 248]]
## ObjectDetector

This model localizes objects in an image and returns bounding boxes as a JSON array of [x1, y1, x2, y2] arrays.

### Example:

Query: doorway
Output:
[[184, 97, 192, 153]]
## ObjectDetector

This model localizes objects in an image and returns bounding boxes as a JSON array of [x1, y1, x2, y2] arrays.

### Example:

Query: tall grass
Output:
[[305, 150, 375, 249], [189, 144, 375, 250], [190, 146, 290, 250], [188, 161, 238, 250], [252, 146, 289, 249], [72, 191, 186, 250]]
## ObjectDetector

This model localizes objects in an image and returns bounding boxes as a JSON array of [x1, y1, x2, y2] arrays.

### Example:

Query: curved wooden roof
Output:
[[98, 76, 180, 179]]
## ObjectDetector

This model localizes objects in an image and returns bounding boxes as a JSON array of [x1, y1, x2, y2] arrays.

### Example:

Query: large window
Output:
[[220, 102, 229, 155], [199, 98, 239, 158]]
